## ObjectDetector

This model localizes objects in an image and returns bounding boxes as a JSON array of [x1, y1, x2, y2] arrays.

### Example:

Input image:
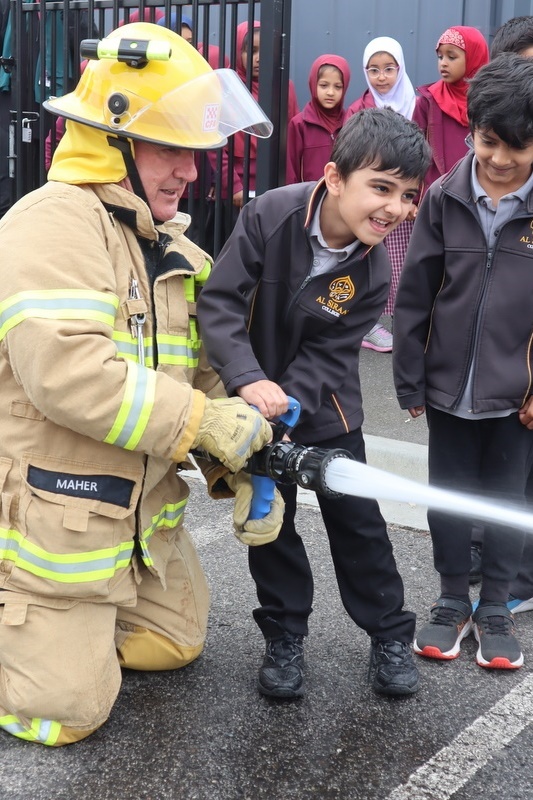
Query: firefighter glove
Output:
[[192, 397, 272, 473], [225, 472, 284, 546]]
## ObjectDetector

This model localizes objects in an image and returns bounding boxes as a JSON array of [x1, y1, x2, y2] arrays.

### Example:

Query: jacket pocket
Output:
[[3, 453, 144, 599]]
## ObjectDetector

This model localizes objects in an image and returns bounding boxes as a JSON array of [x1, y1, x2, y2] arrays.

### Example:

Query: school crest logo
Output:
[[315, 276, 356, 318], [329, 276, 355, 302]]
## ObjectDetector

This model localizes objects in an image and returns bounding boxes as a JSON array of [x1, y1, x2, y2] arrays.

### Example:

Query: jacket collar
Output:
[[90, 183, 210, 275], [441, 150, 533, 215], [91, 183, 159, 240], [439, 150, 475, 202], [303, 177, 374, 259], [304, 177, 328, 228]]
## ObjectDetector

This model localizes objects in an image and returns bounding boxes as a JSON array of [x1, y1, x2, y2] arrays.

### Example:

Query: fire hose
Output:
[[244, 397, 533, 533]]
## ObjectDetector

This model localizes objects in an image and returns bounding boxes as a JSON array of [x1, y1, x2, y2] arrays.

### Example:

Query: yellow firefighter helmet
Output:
[[44, 22, 272, 149]]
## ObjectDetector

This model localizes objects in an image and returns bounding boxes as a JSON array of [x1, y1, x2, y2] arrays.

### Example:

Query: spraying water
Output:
[[325, 458, 533, 531]]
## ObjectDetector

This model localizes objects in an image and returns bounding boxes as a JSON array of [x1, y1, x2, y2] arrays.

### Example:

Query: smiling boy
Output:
[[393, 54, 533, 671], [197, 108, 430, 699]]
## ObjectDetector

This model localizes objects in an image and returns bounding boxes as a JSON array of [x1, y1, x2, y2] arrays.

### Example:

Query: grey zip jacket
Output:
[[393, 151, 533, 414]]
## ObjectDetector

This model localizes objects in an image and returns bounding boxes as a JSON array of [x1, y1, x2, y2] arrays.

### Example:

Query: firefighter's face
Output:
[[131, 141, 198, 221]]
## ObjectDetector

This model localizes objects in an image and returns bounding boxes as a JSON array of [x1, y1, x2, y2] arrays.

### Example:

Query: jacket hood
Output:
[[47, 120, 130, 184]]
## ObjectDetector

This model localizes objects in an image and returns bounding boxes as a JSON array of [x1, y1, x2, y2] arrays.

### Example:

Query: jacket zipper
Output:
[[451, 248, 493, 410]]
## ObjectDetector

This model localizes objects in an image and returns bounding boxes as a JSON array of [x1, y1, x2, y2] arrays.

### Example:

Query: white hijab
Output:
[[363, 36, 416, 120]]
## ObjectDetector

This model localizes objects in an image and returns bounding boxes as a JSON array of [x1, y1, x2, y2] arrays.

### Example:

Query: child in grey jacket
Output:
[[394, 53, 533, 671]]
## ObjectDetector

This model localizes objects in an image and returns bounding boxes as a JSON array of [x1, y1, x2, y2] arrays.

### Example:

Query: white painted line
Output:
[[387, 673, 533, 800]]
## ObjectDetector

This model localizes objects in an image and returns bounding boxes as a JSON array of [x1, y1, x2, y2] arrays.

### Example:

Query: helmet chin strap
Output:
[[107, 135, 150, 208]]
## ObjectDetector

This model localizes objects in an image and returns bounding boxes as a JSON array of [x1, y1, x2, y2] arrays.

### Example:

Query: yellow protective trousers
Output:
[[0, 526, 209, 746]]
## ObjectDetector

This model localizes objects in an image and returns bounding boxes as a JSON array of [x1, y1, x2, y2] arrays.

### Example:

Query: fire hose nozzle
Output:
[[245, 397, 355, 520], [247, 440, 355, 497]]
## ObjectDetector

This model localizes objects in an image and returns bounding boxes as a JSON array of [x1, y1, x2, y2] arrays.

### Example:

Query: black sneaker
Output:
[[369, 638, 420, 696], [258, 633, 305, 698], [469, 544, 482, 584]]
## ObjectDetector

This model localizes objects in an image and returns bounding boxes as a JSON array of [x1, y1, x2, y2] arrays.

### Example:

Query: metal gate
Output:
[[1, 1, 292, 254]]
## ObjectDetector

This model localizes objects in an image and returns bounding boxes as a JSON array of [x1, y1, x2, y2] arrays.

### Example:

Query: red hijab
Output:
[[233, 21, 299, 164], [306, 54, 350, 134], [236, 20, 260, 98], [428, 26, 489, 126]]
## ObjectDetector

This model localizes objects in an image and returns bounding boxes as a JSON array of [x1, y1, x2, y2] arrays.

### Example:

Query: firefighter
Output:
[[0, 22, 282, 746]]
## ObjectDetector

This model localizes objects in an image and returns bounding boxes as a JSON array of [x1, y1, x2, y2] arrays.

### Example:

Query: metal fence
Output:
[[1, 1, 292, 254]]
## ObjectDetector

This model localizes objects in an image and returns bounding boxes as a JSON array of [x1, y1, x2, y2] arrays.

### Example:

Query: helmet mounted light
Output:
[[80, 37, 171, 69]]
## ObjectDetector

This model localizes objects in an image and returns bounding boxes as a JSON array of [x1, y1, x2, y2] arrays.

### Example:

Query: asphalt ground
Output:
[[3, 343, 533, 800]]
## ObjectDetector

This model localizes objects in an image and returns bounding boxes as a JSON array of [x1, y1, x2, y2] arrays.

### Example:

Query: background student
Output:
[[232, 20, 299, 204], [286, 53, 350, 184], [413, 25, 489, 194], [347, 36, 416, 353]]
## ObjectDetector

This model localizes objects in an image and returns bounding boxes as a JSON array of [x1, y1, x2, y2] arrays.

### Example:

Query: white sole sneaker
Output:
[[507, 596, 533, 614]]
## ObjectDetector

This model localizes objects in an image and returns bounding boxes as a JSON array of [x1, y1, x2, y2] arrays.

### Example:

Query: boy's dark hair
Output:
[[331, 107, 431, 182], [467, 53, 533, 147], [490, 15, 533, 58]]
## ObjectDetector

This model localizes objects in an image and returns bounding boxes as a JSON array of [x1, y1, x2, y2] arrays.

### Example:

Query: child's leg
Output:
[[414, 407, 480, 660], [477, 413, 532, 603], [315, 427, 415, 643], [425, 406, 480, 598], [248, 482, 314, 639]]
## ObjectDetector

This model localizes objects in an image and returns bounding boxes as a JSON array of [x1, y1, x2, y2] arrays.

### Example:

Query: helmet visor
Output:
[[104, 68, 273, 148]]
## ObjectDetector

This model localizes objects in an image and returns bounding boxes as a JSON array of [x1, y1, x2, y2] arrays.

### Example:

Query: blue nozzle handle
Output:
[[249, 475, 276, 520], [248, 397, 300, 520]]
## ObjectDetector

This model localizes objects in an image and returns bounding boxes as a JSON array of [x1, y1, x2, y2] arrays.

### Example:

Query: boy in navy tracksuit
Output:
[[393, 54, 533, 670], [198, 108, 430, 699]]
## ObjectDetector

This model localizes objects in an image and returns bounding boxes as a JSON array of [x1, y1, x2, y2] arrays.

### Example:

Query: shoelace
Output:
[[374, 640, 410, 665], [431, 606, 468, 627], [477, 614, 513, 636], [267, 636, 303, 666]]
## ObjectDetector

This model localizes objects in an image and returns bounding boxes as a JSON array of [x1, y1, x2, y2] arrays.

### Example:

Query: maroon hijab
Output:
[[306, 54, 350, 134]]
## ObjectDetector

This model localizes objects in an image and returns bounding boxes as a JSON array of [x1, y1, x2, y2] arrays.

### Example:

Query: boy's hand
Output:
[[237, 380, 289, 420], [408, 405, 425, 418], [519, 396, 533, 429]]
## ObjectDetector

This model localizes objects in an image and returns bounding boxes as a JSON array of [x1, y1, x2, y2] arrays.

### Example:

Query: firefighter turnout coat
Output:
[[0, 179, 222, 744]]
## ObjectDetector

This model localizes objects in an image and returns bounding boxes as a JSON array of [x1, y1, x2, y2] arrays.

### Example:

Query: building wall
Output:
[[288, 0, 533, 108]]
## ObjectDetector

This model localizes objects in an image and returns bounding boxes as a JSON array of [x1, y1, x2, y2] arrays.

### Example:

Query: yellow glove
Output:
[[192, 397, 272, 474], [225, 472, 285, 546]]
